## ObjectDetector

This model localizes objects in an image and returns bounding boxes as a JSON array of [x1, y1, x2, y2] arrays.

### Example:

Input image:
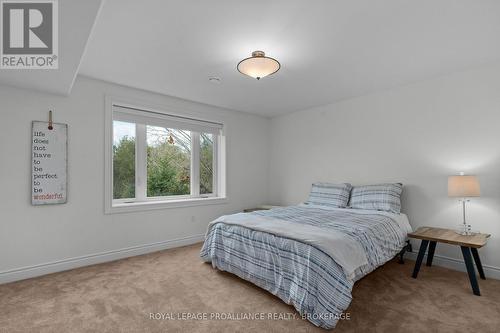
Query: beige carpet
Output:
[[1, 243, 499, 333]]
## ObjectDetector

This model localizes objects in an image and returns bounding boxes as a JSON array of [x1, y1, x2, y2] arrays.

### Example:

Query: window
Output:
[[113, 121, 136, 199], [106, 100, 226, 213], [200, 133, 214, 195], [146, 126, 191, 197]]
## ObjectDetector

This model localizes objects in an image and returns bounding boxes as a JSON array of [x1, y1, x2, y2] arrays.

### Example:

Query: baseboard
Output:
[[406, 252, 500, 280], [0, 234, 205, 285]]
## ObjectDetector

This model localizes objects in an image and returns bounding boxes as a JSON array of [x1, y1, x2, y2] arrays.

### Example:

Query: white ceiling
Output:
[[0, 0, 103, 95], [78, 0, 500, 116], [4, 1, 500, 116]]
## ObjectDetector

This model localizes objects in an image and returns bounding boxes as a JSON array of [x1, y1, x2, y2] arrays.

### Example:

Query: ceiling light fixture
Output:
[[237, 51, 280, 80]]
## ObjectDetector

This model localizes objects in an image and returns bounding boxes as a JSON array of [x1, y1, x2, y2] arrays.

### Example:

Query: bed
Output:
[[200, 202, 412, 329]]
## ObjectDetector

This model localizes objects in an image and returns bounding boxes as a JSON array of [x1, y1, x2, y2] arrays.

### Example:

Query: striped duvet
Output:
[[200, 205, 411, 329]]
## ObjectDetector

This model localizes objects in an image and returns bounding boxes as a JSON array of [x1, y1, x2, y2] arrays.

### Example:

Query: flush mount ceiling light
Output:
[[237, 51, 280, 80]]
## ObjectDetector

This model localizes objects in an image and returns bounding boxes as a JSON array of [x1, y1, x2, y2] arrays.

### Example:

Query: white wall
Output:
[[3, 65, 500, 284], [0, 76, 269, 283], [268, 64, 500, 277]]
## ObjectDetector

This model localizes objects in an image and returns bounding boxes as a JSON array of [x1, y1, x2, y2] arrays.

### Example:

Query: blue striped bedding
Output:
[[305, 182, 352, 208], [200, 205, 411, 329], [349, 183, 403, 213]]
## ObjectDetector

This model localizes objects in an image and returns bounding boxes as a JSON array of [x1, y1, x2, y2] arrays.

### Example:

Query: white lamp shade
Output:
[[448, 175, 480, 197], [237, 51, 280, 80]]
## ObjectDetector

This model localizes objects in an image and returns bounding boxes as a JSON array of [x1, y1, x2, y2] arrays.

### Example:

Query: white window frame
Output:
[[104, 96, 227, 214]]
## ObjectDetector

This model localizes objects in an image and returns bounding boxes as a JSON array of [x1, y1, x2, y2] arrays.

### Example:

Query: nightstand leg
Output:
[[461, 246, 480, 296], [426, 241, 437, 267], [412, 240, 429, 278], [471, 248, 486, 280]]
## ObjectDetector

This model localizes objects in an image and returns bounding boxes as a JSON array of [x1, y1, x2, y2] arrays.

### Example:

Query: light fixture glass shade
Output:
[[237, 51, 280, 80], [448, 175, 480, 197]]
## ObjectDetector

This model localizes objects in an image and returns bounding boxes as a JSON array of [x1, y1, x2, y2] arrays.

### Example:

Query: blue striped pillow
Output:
[[305, 183, 352, 208], [349, 183, 403, 213]]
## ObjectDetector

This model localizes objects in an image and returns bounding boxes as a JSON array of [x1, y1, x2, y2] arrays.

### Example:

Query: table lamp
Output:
[[448, 175, 480, 235]]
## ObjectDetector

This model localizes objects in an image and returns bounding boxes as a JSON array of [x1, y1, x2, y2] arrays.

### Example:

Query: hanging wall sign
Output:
[[31, 121, 68, 205]]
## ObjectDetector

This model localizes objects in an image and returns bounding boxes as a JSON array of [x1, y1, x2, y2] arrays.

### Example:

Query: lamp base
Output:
[[455, 223, 476, 236], [455, 230, 475, 236]]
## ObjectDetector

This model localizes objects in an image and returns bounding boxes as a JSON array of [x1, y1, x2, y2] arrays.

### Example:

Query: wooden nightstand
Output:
[[243, 205, 281, 213], [408, 226, 490, 296]]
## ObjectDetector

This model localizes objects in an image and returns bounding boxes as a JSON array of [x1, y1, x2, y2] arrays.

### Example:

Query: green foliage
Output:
[[113, 132, 214, 199], [147, 142, 190, 196], [113, 137, 135, 199], [200, 134, 213, 194]]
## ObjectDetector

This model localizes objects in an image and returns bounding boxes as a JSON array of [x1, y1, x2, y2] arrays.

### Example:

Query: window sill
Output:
[[105, 196, 228, 214]]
